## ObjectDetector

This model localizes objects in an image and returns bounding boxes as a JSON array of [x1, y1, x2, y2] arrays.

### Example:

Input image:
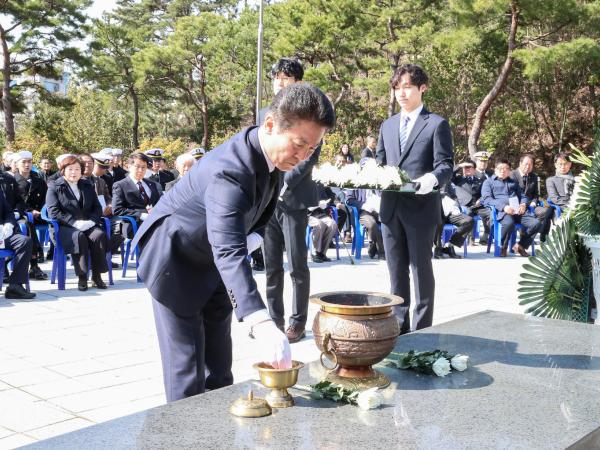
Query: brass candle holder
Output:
[[253, 361, 305, 408]]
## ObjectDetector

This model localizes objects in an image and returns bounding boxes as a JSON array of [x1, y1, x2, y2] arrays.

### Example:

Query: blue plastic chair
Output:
[[545, 200, 562, 219], [25, 211, 49, 248], [486, 206, 536, 257], [305, 207, 340, 260], [0, 224, 32, 293], [347, 205, 366, 260], [42, 206, 114, 289], [115, 216, 141, 282], [441, 224, 468, 258]]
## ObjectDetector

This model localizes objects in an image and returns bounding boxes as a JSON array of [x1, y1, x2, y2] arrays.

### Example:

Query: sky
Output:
[[88, 0, 118, 18]]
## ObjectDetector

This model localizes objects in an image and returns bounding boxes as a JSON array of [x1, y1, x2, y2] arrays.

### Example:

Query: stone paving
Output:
[[0, 243, 528, 448]]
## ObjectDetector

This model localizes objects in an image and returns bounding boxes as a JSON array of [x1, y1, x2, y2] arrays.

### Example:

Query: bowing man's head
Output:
[[261, 83, 335, 172]]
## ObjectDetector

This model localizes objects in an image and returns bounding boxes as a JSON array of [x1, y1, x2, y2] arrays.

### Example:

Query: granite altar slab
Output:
[[23, 311, 600, 449]]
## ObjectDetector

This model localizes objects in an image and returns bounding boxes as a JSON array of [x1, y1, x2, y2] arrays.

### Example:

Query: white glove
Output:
[[84, 220, 96, 230], [2, 223, 14, 239], [140, 213, 149, 221], [246, 232, 263, 254], [318, 199, 330, 210], [247, 310, 292, 369], [413, 173, 438, 195], [13, 212, 20, 220]]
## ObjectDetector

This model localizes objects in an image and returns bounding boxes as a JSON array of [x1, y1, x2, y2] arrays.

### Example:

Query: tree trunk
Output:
[[0, 27, 15, 144], [129, 85, 140, 149], [199, 63, 209, 149], [467, 2, 519, 157]]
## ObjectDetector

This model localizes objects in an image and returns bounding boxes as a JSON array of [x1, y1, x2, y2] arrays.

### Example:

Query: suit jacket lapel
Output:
[[398, 109, 429, 168]]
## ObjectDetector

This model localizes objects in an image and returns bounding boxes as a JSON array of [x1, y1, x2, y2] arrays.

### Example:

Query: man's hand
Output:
[[32, 210, 41, 219], [503, 205, 515, 215], [249, 314, 292, 369], [518, 203, 527, 215], [413, 173, 438, 195], [103, 205, 113, 216]]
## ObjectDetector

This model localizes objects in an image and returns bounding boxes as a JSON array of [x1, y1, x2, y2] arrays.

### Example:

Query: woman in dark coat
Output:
[[46, 155, 109, 291]]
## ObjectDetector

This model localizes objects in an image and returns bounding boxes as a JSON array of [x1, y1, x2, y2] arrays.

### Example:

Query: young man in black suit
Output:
[[376, 64, 454, 334], [112, 153, 162, 238]]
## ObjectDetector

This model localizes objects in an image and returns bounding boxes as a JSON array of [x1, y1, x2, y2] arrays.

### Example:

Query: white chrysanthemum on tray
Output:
[[312, 160, 410, 190]]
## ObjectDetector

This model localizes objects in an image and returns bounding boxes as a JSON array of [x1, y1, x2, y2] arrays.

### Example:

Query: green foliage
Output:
[[138, 137, 189, 164], [573, 137, 600, 236], [518, 218, 592, 321], [309, 381, 359, 405]]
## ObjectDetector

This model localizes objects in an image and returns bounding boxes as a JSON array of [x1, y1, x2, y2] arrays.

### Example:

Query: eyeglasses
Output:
[[273, 75, 295, 82], [131, 164, 147, 170], [555, 161, 570, 167]]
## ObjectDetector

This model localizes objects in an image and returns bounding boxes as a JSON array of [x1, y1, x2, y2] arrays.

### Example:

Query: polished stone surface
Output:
[[24, 311, 600, 449]]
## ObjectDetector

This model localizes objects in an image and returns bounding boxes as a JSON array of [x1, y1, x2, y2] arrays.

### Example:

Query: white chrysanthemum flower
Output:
[[356, 388, 382, 410]]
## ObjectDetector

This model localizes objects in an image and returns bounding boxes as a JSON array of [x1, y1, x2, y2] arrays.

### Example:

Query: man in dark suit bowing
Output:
[[376, 64, 453, 334], [132, 83, 335, 402]]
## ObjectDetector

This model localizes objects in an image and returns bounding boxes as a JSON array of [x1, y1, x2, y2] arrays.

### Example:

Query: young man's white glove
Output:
[[73, 220, 95, 231], [318, 199, 330, 210], [246, 232, 263, 254], [13, 212, 20, 220], [2, 223, 14, 238], [413, 173, 438, 195], [246, 309, 292, 369]]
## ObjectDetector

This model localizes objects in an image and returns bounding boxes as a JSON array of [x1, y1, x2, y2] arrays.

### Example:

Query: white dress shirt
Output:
[[129, 174, 151, 198], [67, 181, 81, 201]]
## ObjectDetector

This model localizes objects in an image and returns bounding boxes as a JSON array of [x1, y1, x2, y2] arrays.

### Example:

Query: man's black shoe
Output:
[[5, 284, 36, 299], [46, 249, 54, 261], [368, 243, 377, 259], [111, 261, 120, 269], [319, 252, 331, 262], [479, 234, 489, 246], [312, 253, 325, 263], [433, 247, 444, 259], [29, 265, 48, 281], [78, 276, 88, 291], [443, 245, 462, 259], [92, 275, 107, 289]]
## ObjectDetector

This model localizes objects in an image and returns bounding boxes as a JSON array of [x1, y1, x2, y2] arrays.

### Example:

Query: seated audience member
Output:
[[308, 184, 338, 263], [48, 154, 73, 184], [0, 189, 35, 299], [112, 152, 161, 237], [38, 157, 56, 182], [14, 151, 48, 280], [546, 152, 575, 209], [433, 184, 473, 259], [145, 148, 175, 191], [452, 160, 491, 244], [339, 143, 354, 164], [473, 150, 493, 180], [46, 155, 109, 291], [346, 188, 385, 260], [360, 135, 377, 159], [165, 153, 195, 191], [109, 148, 127, 183], [511, 153, 554, 242], [88, 153, 125, 260], [98, 148, 117, 192], [481, 159, 542, 257]]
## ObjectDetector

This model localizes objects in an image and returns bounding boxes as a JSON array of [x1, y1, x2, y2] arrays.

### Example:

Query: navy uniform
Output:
[[145, 148, 175, 191]]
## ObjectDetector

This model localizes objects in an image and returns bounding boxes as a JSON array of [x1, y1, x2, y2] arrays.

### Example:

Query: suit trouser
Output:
[[360, 211, 384, 256], [308, 215, 336, 255], [152, 284, 233, 402], [264, 206, 310, 329], [434, 213, 473, 247], [499, 213, 542, 250], [382, 216, 436, 334], [468, 205, 491, 239], [72, 227, 108, 277], [4, 233, 32, 284], [533, 206, 553, 240]]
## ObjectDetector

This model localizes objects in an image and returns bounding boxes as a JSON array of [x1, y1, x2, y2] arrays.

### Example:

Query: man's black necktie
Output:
[[137, 181, 150, 206]]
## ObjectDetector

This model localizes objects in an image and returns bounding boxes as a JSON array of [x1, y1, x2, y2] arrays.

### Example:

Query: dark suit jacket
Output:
[[149, 170, 175, 191], [38, 169, 56, 183], [0, 172, 26, 216], [46, 177, 103, 254], [546, 175, 574, 207], [132, 127, 280, 319], [481, 175, 525, 220], [101, 173, 114, 193], [112, 177, 161, 220], [0, 188, 18, 227], [510, 170, 540, 204], [88, 175, 112, 204], [360, 147, 375, 159], [452, 173, 484, 208], [15, 172, 47, 212], [375, 107, 453, 226], [258, 106, 321, 212], [111, 166, 127, 183]]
